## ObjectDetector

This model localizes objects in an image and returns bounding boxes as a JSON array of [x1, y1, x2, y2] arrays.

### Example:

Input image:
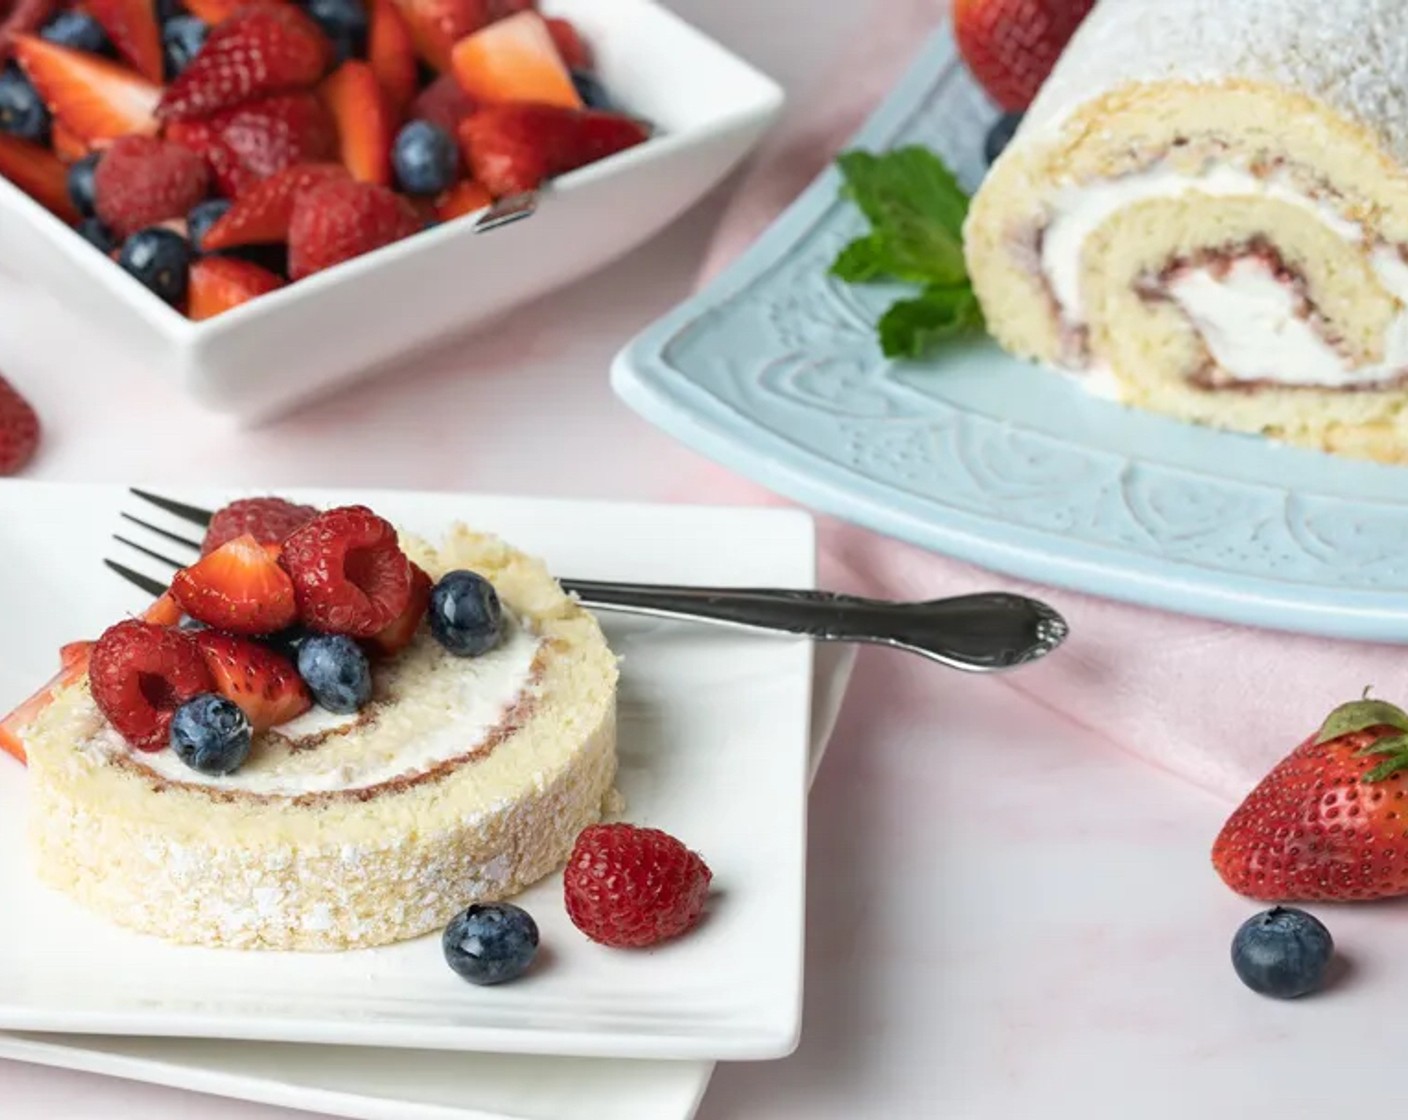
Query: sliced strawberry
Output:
[[458, 103, 647, 197], [392, 0, 488, 72], [59, 640, 94, 672], [171, 532, 299, 635], [411, 70, 474, 135], [0, 133, 80, 221], [544, 16, 589, 71], [319, 59, 394, 186], [50, 120, 89, 163], [143, 590, 184, 626], [12, 34, 160, 143], [89, 620, 214, 751], [0, 0, 59, 65], [434, 176, 489, 221], [0, 649, 90, 764], [487, 0, 534, 14], [200, 161, 345, 247], [94, 135, 210, 237], [168, 91, 337, 198], [183, 0, 259, 24], [368, 0, 416, 114], [188, 255, 284, 319], [287, 175, 419, 279], [193, 630, 311, 731], [87, 0, 163, 83], [158, 3, 333, 122], [365, 562, 430, 655], [451, 11, 579, 109]]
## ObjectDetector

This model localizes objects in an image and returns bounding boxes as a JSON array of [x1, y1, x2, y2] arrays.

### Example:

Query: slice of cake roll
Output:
[[964, 0, 1408, 461]]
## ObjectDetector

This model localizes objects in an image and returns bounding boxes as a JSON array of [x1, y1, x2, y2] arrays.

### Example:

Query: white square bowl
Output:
[[0, 0, 783, 423]]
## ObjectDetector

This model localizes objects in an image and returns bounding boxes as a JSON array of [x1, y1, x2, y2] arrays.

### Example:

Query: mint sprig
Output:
[[830, 147, 984, 359]]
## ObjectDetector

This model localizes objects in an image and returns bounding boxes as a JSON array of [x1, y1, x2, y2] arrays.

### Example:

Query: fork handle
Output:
[[558, 580, 1063, 672]]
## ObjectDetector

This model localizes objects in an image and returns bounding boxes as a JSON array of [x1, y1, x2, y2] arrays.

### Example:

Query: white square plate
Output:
[[1, 0, 784, 424], [0, 483, 814, 1061], [0, 645, 855, 1120]]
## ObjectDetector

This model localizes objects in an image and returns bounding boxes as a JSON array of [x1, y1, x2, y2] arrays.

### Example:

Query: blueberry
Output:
[[186, 197, 231, 253], [40, 10, 112, 53], [392, 120, 457, 196], [76, 216, 117, 253], [297, 633, 372, 714], [1231, 907, 1334, 999], [170, 693, 252, 775], [429, 570, 503, 657], [177, 615, 209, 632], [67, 152, 100, 217], [442, 903, 539, 985], [163, 14, 208, 78], [157, 0, 186, 23], [305, 0, 367, 62], [118, 227, 191, 305], [984, 111, 1023, 165], [571, 70, 613, 111], [0, 64, 49, 142]]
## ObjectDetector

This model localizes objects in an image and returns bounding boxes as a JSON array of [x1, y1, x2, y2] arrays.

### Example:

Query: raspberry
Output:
[[93, 135, 211, 238], [0, 375, 39, 475], [89, 619, 215, 751], [281, 505, 413, 637], [563, 823, 712, 949], [203, 496, 319, 554]]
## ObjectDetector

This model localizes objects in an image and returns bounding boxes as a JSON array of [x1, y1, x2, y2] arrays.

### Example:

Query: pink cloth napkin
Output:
[[676, 0, 1408, 805]]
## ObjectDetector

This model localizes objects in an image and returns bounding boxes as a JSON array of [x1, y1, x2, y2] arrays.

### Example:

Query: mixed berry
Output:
[[81, 496, 507, 775], [0, 0, 651, 317]]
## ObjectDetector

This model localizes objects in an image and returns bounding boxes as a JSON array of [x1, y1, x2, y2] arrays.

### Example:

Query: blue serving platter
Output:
[[613, 26, 1408, 643]]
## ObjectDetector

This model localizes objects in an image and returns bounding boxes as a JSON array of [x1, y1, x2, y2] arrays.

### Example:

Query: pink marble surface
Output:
[[5, 1, 1407, 1117]]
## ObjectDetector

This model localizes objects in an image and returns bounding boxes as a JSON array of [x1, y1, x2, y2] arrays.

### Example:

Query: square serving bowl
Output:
[[0, 0, 783, 423]]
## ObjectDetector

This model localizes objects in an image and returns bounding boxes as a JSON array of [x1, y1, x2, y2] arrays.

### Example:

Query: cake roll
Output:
[[964, 0, 1408, 461]]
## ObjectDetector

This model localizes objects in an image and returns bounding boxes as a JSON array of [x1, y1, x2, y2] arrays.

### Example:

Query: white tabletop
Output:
[[0, 3, 1349, 1117]]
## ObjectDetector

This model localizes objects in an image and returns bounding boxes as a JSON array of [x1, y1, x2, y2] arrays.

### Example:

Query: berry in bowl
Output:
[[0, 0, 783, 421]]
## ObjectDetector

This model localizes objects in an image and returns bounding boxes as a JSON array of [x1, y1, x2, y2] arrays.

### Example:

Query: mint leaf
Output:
[[830, 235, 890, 283], [878, 286, 985, 360], [835, 147, 970, 287]]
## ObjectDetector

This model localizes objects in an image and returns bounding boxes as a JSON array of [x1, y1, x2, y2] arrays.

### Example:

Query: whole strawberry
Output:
[[564, 823, 712, 948], [287, 177, 420, 278], [952, 0, 1095, 112], [0, 375, 40, 475], [203, 495, 319, 554], [1213, 698, 1408, 902], [94, 136, 210, 238]]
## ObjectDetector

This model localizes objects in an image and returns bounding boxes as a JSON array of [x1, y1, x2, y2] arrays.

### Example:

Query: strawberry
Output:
[[0, 374, 40, 475], [281, 505, 412, 636], [563, 824, 712, 948], [87, 0, 163, 83], [89, 620, 214, 751], [143, 590, 185, 626], [59, 640, 94, 672], [392, 0, 488, 72], [93, 135, 210, 237], [171, 532, 299, 635], [50, 120, 88, 163], [434, 176, 489, 221], [193, 630, 311, 731], [487, 0, 534, 15], [450, 11, 579, 110], [0, 647, 91, 763], [365, 562, 430, 655], [12, 34, 160, 143], [411, 70, 473, 135], [157, 3, 333, 122], [287, 176, 419, 279], [458, 103, 647, 197], [204, 495, 319, 552], [0, 132, 79, 221], [168, 91, 337, 197], [199, 161, 346, 247], [1212, 697, 1408, 902], [953, 0, 1095, 112], [545, 16, 589, 71], [0, 0, 58, 64], [319, 59, 394, 186], [188, 256, 285, 318], [368, 0, 416, 114], [182, 0, 272, 24]]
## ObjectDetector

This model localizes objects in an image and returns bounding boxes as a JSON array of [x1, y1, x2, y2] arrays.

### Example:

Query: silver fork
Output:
[[107, 489, 1069, 673]]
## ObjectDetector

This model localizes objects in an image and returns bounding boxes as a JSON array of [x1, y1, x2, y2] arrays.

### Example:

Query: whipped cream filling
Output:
[[1040, 161, 1408, 387], [85, 617, 543, 797]]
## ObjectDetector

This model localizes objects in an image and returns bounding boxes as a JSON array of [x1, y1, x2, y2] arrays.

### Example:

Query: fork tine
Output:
[[113, 534, 185, 569], [120, 512, 202, 553], [129, 488, 214, 527], [104, 559, 168, 598]]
